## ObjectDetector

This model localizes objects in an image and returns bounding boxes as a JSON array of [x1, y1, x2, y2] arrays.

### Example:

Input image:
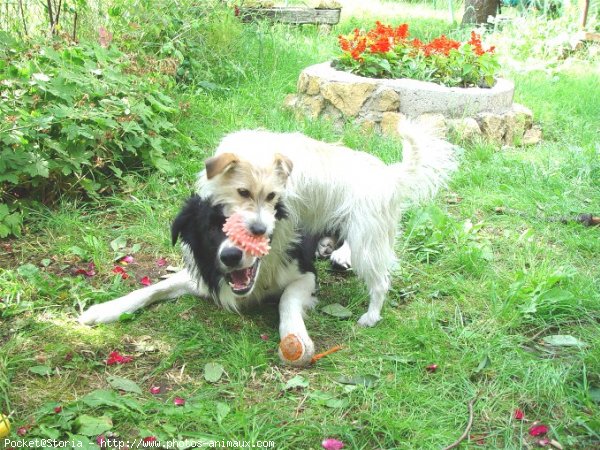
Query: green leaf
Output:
[[473, 354, 491, 374], [107, 376, 142, 394], [110, 236, 128, 252], [589, 386, 600, 404], [81, 389, 124, 409], [67, 434, 99, 450], [283, 375, 309, 390], [118, 312, 136, 322], [29, 365, 53, 376], [17, 263, 39, 278], [335, 375, 378, 387], [216, 402, 230, 422], [204, 362, 224, 383], [325, 398, 349, 408], [541, 335, 588, 347], [321, 303, 352, 319], [75, 415, 112, 436]]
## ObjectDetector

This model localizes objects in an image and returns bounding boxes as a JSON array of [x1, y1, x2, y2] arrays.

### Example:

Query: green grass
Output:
[[1, 2, 600, 449]]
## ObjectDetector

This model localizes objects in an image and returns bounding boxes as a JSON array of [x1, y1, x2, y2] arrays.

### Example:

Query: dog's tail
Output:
[[390, 120, 459, 204]]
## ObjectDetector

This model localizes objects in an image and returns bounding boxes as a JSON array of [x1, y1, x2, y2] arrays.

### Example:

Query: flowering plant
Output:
[[333, 22, 499, 88]]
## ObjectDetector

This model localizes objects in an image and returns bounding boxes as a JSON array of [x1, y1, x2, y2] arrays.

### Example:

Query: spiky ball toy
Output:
[[223, 213, 271, 257]]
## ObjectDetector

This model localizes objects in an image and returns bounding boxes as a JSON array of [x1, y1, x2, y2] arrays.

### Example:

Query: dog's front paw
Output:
[[278, 333, 315, 367], [330, 243, 352, 271], [78, 303, 123, 325], [357, 311, 381, 327]]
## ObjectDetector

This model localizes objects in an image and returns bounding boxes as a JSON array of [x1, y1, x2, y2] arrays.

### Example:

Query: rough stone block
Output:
[[381, 112, 407, 136], [522, 126, 542, 145], [448, 117, 482, 140], [320, 81, 376, 117], [416, 113, 448, 138], [369, 88, 401, 112]]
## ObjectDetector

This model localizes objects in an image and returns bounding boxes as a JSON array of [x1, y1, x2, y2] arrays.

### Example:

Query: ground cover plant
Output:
[[1, 0, 599, 448]]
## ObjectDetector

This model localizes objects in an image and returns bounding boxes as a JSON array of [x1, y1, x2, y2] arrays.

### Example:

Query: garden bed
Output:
[[285, 62, 542, 145]]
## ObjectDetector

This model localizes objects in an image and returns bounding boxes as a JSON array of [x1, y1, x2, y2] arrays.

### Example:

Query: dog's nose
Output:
[[220, 247, 243, 267], [249, 222, 267, 236]]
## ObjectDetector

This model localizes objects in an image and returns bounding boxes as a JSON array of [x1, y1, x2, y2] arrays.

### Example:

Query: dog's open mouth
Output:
[[226, 260, 260, 295]]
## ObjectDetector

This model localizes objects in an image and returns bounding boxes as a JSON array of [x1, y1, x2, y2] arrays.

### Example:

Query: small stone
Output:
[[380, 112, 406, 136], [298, 72, 321, 95], [359, 119, 377, 133], [283, 94, 299, 110], [511, 103, 534, 130], [522, 125, 542, 145], [416, 113, 448, 138], [448, 117, 482, 140], [478, 112, 505, 144], [321, 81, 376, 117], [299, 95, 325, 119], [370, 88, 400, 112]]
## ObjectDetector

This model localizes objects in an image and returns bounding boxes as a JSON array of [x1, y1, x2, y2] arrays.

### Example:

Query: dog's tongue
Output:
[[231, 268, 251, 289]]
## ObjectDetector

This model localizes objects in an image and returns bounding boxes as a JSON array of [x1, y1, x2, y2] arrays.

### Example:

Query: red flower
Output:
[[140, 276, 152, 286], [173, 397, 185, 406], [106, 351, 134, 365], [150, 386, 161, 394], [424, 35, 460, 56], [426, 364, 438, 372], [112, 266, 130, 279], [529, 424, 549, 437], [369, 37, 392, 54], [96, 435, 106, 447], [468, 31, 494, 56], [54, 406, 62, 414], [142, 437, 157, 443], [514, 408, 525, 420]]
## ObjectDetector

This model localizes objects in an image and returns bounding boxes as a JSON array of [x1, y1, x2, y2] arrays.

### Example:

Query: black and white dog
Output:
[[79, 195, 320, 366]]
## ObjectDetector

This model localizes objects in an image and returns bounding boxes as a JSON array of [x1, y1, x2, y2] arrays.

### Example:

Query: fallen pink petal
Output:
[[514, 408, 525, 420], [150, 386, 161, 395], [426, 364, 438, 372], [260, 334, 269, 341], [537, 438, 550, 446], [529, 424, 549, 437], [96, 435, 106, 447], [322, 438, 344, 450], [142, 437, 157, 443], [106, 351, 134, 365], [173, 396, 185, 406], [156, 257, 167, 267], [120, 255, 134, 264], [140, 276, 152, 286], [54, 405, 62, 413], [112, 266, 130, 280], [74, 262, 96, 277], [17, 427, 28, 436]]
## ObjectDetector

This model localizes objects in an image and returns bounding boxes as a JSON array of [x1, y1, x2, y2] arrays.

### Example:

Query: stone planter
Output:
[[285, 62, 541, 145]]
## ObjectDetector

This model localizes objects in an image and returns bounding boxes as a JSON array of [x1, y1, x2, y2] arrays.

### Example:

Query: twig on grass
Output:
[[442, 395, 478, 450]]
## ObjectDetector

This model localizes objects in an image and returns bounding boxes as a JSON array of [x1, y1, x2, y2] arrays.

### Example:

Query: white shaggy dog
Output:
[[198, 121, 457, 327]]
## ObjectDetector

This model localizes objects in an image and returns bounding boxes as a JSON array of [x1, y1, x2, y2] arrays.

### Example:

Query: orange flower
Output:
[[424, 35, 460, 56]]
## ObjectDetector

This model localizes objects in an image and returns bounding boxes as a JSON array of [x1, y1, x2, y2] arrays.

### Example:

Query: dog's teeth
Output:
[[228, 282, 235, 288]]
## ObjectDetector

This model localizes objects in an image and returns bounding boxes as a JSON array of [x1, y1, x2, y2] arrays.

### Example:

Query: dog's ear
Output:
[[274, 153, 293, 178], [205, 153, 239, 179]]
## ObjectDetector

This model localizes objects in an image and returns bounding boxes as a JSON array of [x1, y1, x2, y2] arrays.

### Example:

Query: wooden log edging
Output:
[[240, 7, 341, 25]]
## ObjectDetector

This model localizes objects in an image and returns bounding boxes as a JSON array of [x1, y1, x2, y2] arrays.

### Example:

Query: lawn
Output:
[[1, 1, 599, 449]]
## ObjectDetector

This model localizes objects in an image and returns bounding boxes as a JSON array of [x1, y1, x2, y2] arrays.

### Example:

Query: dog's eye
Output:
[[266, 192, 276, 202], [237, 189, 251, 198]]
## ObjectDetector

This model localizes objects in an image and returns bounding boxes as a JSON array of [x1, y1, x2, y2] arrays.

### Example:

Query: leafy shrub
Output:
[[105, 0, 246, 87], [0, 32, 178, 237], [333, 22, 500, 87]]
